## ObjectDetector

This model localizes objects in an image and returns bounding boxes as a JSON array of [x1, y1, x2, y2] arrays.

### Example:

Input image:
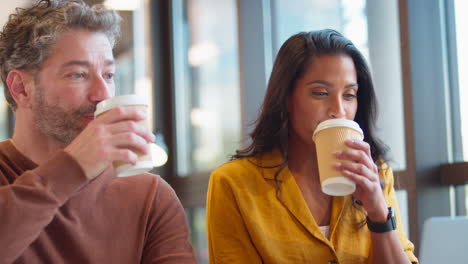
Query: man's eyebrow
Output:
[[306, 80, 358, 88], [60, 60, 90, 68], [60, 59, 115, 68], [104, 59, 115, 66]]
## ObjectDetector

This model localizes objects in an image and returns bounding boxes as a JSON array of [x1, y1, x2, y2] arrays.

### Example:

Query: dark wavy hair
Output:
[[233, 29, 388, 172]]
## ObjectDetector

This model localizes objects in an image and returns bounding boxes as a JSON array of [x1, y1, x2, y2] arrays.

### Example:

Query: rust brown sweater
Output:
[[0, 140, 196, 264]]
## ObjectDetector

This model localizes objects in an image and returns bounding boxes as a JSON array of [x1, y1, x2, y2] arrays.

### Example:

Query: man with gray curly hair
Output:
[[0, 1, 196, 263]]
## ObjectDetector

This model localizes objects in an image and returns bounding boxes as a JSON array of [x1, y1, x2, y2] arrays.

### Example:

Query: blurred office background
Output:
[[1, 0, 467, 263]]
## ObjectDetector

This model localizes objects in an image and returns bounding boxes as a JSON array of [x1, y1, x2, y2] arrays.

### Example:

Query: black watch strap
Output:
[[366, 207, 396, 233]]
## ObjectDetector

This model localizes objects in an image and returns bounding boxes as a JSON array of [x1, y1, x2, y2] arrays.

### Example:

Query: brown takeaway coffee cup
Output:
[[94, 94, 153, 177], [312, 119, 364, 196]]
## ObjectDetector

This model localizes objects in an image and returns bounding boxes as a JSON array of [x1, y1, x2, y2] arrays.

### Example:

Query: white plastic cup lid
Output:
[[95, 94, 148, 117], [312, 119, 363, 142]]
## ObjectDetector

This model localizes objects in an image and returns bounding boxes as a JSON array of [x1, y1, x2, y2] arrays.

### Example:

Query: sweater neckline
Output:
[[1, 139, 38, 170]]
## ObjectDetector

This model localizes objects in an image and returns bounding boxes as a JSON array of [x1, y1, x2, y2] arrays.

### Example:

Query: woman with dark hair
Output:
[[206, 29, 418, 263]]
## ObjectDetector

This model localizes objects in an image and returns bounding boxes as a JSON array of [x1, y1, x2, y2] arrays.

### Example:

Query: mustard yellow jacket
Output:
[[206, 150, 418, 264]]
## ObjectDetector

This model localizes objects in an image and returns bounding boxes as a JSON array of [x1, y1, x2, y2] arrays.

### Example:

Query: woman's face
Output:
[[287, 54, 358, 146]]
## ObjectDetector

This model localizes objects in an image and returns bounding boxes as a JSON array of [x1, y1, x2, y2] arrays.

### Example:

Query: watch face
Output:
[[389, 207, 395, 218], [389, 207, 397, 229]]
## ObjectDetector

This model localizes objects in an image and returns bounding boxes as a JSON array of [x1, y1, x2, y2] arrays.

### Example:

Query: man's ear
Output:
[[6, 70, 34, 108]]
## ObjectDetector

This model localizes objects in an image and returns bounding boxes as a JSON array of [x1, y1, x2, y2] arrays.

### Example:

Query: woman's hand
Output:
[[333, 139, 388, 222]]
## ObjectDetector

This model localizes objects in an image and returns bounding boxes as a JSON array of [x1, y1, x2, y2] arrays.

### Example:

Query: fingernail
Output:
[[333, 162, 342, 169], [334, 151, 342, 157]]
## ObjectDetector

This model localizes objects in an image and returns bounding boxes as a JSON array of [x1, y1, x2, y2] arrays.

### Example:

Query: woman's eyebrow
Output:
[[306, 80, 358, 89]]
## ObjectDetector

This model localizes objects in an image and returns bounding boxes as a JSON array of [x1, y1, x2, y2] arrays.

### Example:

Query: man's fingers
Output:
[[65, 107, 154, 180], [107, 121, 155, 142], [112, 133, 151, 155], [95, 106, 147, 124], [113, 149, 139, 165]]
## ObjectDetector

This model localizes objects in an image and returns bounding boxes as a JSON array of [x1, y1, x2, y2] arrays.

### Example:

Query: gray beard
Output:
[[32, 84, 95, 144]]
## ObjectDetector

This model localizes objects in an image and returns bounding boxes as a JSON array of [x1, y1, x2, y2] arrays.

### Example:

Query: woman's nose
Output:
[[327, 97, 346, 119]]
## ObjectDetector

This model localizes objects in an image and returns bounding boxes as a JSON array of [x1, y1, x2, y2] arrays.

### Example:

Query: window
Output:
[[453, 0, 468, 214], [0, 86, 8, 140], [454, 0, 468, 161], [171, 0, 240, 262], [273, 0, 369, 58], [172, 0, 241, 176], [186, 207, 208, 262], [107, 1, 155, 130]]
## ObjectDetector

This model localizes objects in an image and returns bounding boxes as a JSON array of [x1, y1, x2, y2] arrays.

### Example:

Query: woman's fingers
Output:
[[334, 162, 387, 218], [335, 140, 378, 173], [332, 139, 389, 220], [345, 139, 372, 158], [334, 161, 377, 182], [335, 149, 378, 175], [341, 167, 374, 190]]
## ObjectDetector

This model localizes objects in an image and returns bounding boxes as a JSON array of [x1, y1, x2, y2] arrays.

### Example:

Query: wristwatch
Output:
[[366, 207, 396, 233]]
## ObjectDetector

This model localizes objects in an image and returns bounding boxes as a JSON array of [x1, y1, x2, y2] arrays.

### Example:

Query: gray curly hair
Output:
[[0, 0, 121, 111]]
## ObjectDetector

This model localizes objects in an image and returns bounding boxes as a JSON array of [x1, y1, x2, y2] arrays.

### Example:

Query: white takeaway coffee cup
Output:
[[95, 94, 153, 177]]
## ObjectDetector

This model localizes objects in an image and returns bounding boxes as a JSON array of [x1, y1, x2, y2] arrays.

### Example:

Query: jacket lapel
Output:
[[254, 150, 344, 248], [329, 195, 349, 245], [276, 168, 332, 246], [278, 167, 352, 252]]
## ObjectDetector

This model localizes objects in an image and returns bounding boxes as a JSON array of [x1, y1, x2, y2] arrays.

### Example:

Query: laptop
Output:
[[419, 216, 468, 264]]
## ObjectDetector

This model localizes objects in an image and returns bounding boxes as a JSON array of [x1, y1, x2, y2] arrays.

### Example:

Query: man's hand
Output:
[[64, 107, 155, 180]]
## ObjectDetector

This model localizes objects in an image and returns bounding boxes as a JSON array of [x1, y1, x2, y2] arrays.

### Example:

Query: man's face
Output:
[[31, 29, 116, 144]]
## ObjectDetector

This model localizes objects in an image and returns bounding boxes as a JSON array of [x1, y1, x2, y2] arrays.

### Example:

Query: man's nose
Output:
[[88, 75, 112, 104]]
